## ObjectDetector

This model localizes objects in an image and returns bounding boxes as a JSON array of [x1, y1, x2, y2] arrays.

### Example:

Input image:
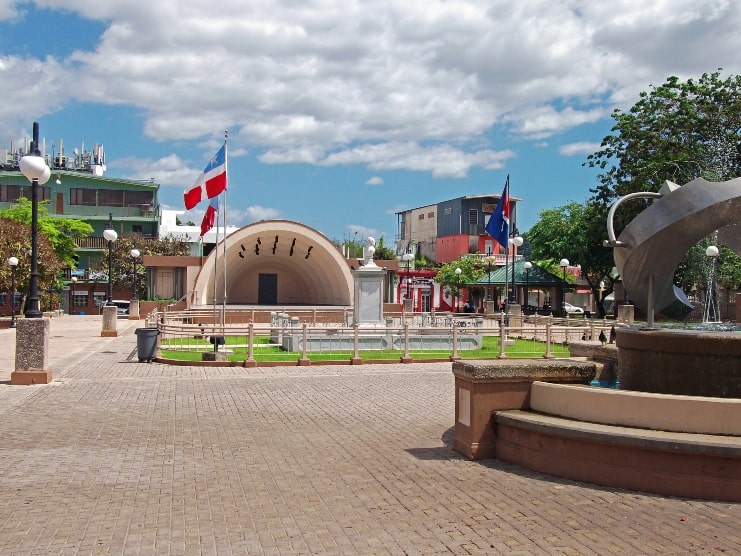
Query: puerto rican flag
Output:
[[184, 144, 227, 210], [485, 175, 510, 247]]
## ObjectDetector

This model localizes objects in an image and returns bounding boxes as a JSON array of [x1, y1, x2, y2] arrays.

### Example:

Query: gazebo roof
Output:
[[471, 260, 567, 287]]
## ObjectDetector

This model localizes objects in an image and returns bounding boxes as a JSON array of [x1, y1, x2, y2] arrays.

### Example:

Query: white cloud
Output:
[[4, 0, 741, 177], [559, 142, 602, 157], [365, 176, 383, 186], [244, 205, 281, 222]]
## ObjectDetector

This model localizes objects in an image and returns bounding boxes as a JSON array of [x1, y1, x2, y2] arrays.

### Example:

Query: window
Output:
[[444, 207, 452, 215], [70, 188, 97, 206], [418, 214, 425, 220], [126, 191, 154, 207], [427, 212, 434, 219], [469, 209, 478, 225], [1, 184, 21, 202], [93, 292, 106, 308], [72, 292, 88, 308], [0, 184, 49, 202], [98, 189, 125, 207]]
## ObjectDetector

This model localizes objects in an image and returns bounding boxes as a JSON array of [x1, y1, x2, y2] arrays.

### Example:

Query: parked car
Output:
[[563, 302, 584, 314]]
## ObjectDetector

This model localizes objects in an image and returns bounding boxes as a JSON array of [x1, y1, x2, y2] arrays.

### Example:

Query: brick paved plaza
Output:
[[0, 316, 739, 554]]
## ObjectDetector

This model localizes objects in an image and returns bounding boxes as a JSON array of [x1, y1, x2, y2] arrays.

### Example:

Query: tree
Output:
[[373, 236, 396, 260], [91, 235, 190, 299], [585, 70, 741, 297], [526, 202, 615, 316], [587, 70, 741, 205], [0, 199, 94, 270], [0, 217, 65, 307], [435, 256, 485, 298]]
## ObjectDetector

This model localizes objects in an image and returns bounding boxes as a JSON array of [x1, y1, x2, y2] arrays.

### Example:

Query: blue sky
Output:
[[2, 1, 741, 247]]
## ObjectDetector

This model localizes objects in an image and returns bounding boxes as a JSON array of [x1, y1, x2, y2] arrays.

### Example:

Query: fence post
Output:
[[298, 323, 311, 366], [498, 311, 507, 358], [244, 323, 256, 367], [451, 323, 459, 361], [401, 322, 412, 363], [544, 322, 554, 359], [351, 323, 362, 365]]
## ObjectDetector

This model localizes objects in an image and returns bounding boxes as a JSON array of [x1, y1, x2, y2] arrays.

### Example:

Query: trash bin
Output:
[[135, 327, 160, 362]]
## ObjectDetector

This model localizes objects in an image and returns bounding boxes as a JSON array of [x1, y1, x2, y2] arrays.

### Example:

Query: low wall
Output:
[[530, 381, 741, 436], [451, 359, 596, 460], [566, 342, 618, 382]]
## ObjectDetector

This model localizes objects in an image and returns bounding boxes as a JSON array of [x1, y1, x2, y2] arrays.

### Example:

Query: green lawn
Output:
[[159, 335, 570, 363]]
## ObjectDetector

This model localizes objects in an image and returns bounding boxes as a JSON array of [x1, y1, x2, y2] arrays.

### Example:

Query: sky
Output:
[[2, 0, 741, 248]]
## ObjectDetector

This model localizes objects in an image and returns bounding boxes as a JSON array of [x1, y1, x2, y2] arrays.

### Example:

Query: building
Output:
[[396, 193, 522, 264], [1, 138, 160, 314]]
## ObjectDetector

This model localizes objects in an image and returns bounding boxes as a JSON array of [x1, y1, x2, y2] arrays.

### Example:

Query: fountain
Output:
[[605, 177, 741, 397]]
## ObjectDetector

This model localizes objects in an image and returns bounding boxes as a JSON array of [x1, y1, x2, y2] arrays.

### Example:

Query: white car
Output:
[[563, 302, 584, 314]]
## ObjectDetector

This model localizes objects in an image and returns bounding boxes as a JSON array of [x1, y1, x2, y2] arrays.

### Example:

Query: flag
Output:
[[485, 175, 510, 247], [184, 144, 227, 209], [200, 197, 218, 237]]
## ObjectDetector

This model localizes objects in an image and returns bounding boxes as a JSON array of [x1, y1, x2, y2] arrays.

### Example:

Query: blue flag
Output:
[[486, 176, 510, 247]]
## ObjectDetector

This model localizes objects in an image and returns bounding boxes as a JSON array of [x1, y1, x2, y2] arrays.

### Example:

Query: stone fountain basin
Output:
[[616, 327, 741, 398]]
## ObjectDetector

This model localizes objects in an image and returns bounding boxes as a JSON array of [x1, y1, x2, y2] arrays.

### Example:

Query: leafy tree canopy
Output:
[[436, 256, 485, 297], [0, 216, 64, 295], [0, 198, 93, 269]]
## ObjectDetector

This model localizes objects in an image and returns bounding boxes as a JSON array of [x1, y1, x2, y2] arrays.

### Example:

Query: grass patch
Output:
[[159, 336, 570, 363]]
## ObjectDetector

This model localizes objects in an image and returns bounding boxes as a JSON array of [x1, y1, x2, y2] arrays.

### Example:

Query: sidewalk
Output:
[[0, 315, 738, 554]]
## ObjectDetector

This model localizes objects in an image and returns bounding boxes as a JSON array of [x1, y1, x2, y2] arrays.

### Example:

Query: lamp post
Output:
[[484, 250, 496, 312], [401, 252, 414, 310], [130, 248, 141, 299], [18, 123, 50, 319], [454, 267, 462, 312], [103, 213, 118, 305], [8, 256, 18, 327], [509, 235, 523, 302], [524, 261, 532, 309], [70, 276, 77, 314], [560, 258, 569, 316], [704, 245, 720, 323]]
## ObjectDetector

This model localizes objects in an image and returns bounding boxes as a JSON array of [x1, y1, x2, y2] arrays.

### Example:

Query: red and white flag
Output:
[[200, 197, 218, 237], [184, 144, 227, 210]]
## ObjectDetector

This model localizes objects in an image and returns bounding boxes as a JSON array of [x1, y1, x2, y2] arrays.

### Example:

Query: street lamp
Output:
[[524, 261, 532, 309], [130, 248, 141, 300], [454, 267, 462, 312], [18, 123, 50, 319], [401, 252, 414, 308], [704, 245, 720, 323], [8, 256, 18, 327], [509, 235, 523, 302], [484, 250, 496, 307], [103, 213, 118, 305], [70, 276, 77, 314], [560, 258, 569, 316]]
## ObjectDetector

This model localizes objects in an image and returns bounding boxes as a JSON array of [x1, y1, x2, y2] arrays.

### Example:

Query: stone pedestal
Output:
[[402, 299, 413, 312], [353, 263, 386, 326], [617, 304, 634, 325], [101, 305, 118, 337], [202, 351, 227, 362], [452, 359, 596, 460], [128, 299, 140, 320], [12, 318, 52, 385]]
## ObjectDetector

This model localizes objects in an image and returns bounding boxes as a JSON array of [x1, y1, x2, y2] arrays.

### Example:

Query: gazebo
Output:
[[471, 260, 568, 314]]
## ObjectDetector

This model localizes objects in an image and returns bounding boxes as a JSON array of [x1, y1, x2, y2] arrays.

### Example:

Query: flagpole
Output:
[[221, 131, 228, 334], [212, 194, 218, 339]]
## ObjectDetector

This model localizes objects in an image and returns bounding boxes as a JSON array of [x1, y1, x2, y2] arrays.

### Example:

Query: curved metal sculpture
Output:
[[606, 177, 741, 322]]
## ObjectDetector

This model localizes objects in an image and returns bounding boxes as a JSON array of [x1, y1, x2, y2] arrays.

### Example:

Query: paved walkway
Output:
[[0, 316, 739, 555]]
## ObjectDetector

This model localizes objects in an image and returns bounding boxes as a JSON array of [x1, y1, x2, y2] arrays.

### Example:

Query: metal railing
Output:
[[153, 309, 615, 364]]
